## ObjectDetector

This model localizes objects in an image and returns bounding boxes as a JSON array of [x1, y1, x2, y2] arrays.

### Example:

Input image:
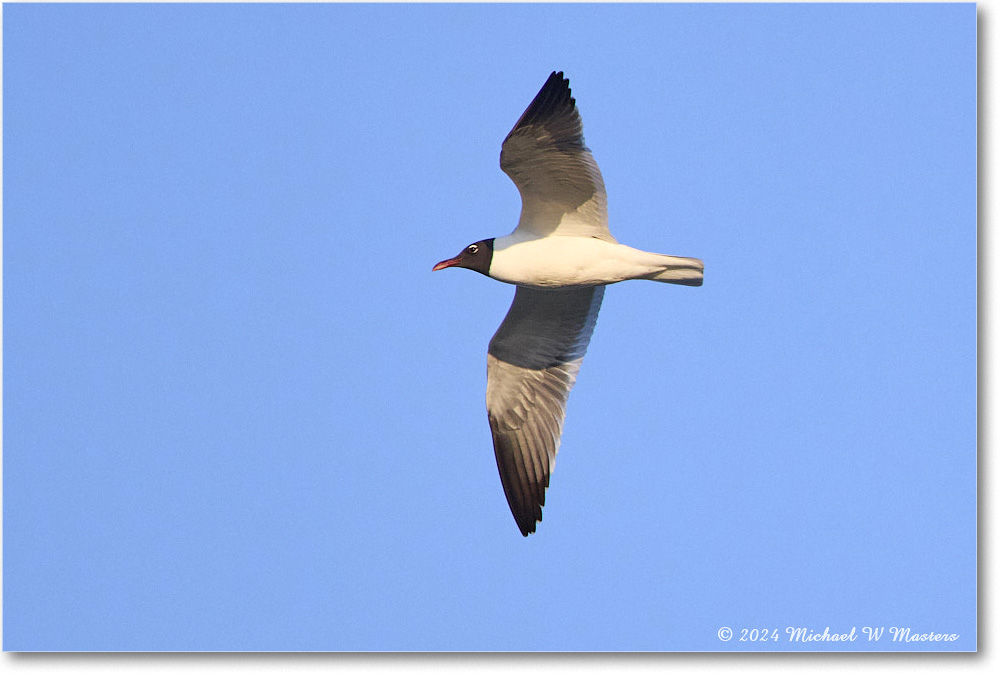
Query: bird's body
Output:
[[434, 71, 703, 536], [490, 232, 703, 288]]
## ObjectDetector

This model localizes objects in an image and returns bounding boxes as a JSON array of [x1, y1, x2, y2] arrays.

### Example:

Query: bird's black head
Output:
[[432, 238, 495, 277]]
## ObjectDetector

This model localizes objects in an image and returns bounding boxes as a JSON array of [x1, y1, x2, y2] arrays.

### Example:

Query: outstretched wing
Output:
[[500, 71, 614, 242], [486, 285, 604, 535]]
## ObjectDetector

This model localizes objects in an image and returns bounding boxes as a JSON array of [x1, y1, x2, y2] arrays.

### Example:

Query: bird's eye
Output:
[[467, 244, 479, 254]]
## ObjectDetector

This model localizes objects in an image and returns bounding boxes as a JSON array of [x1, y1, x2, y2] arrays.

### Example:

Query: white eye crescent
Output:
[[467, 244, 479, 254]]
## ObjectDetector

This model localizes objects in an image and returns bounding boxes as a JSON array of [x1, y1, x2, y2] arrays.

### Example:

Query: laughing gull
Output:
[[434, 71, 703, 536]]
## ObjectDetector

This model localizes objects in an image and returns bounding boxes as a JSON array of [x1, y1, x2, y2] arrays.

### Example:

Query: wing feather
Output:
[[486, 286, 604, 535], [500, 72, 613, 242]]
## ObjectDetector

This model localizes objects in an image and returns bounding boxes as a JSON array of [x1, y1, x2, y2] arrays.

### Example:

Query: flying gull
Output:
[[434, 71, 703, 536]]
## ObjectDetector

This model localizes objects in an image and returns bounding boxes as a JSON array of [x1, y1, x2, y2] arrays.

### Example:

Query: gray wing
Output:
[[500, 71, 614, 242], [486, 285, 605, 536]]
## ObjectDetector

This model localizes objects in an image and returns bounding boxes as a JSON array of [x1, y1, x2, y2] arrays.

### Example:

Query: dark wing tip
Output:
[[491, 423, 547, 537], [512, 493, 540, 536], [506, 70, 578, 138]]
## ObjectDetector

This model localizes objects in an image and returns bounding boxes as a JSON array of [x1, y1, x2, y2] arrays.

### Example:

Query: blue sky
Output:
[[3, 2, 976, 651]]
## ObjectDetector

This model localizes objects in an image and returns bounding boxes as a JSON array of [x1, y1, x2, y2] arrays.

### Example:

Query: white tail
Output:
[[644, 255, 704, 286]]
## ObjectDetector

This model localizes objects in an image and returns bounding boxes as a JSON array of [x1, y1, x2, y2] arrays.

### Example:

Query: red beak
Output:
[[432, 256, 461, 271]]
